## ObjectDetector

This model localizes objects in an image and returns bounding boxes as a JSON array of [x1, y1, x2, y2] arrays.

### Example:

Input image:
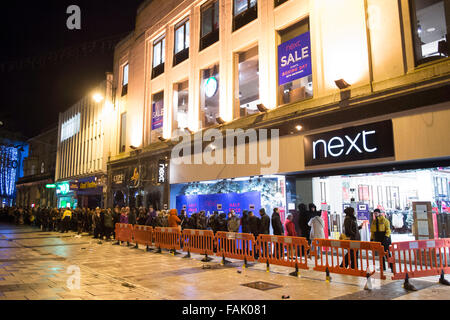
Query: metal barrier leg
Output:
[[221, 253, 231, 265], [133, 243, 139, 249], [439, 270, 450, 286], [113, 240, 120, 245], [201, 253, 213, 262], [183, 250, 191, 259], [289, 263, 299, 278], [155, 246, 162, 254], [404, 273, 418, 291], [146, 245, 151, 252]]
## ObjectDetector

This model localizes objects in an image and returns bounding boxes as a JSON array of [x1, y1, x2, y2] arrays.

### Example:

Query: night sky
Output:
[[0, 0, 144, 139]]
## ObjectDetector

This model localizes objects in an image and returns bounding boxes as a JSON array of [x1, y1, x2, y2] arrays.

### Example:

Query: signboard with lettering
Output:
[[304, 120, 395, 167], [151, 99, 164, 130], [278, 32, 312, 86], [158, 160, 167, 184], [176, 192, 261, 217], [113, 172, 125, 185]]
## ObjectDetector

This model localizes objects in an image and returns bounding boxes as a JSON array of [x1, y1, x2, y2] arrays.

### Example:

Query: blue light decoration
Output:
[[0, 145, 19, 199]]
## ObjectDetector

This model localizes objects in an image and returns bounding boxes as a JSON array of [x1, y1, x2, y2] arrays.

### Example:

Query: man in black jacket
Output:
[[271, 208, 284, 258], [259, 208, 270, 235]]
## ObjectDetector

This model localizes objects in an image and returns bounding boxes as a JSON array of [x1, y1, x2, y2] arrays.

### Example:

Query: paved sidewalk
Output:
[[0, 223, 449, 300]]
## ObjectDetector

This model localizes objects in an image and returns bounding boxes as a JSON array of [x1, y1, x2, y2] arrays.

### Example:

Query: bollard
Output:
[[439, 270, 450, 286], [326, 267, 331, 283], [403, 273, 417, 291]]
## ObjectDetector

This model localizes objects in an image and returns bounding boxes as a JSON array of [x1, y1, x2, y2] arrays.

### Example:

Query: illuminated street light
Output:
[[93, 93, 104, 103]]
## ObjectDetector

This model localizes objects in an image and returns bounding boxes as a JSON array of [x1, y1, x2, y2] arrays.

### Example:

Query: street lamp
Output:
[[93, 93, 104, 103]]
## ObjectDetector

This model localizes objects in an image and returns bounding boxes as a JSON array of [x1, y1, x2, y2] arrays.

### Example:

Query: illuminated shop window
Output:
[[200, 64, 220, 129], [151, 91, 164, 143], [173, 80, 189, 133], [234, 46, 260, 119], [174, 19, 190, 66], [200, 0, 220, 51], [152, 36, 165, 79], [410, 0, 449, 65], [122, 64, 129, 96], [120, 112, 126, 153], [277, 18, 313, 106], [233, 0, 257, 31]]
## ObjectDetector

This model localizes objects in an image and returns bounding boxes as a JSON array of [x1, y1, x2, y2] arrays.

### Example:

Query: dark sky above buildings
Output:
[[0, 0, 143, 139]]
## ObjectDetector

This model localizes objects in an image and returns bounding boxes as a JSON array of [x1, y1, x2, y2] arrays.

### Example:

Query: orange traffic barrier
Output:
[[132, 225, 153, 248], [182, 229, 215, 257], [215, 232, 256, 263], [388, 238, 450, 280], [257, 235, 310, 272], [312, 239, 387, 280], [114, 223, 133, 244], [153, 227, 181, 252]]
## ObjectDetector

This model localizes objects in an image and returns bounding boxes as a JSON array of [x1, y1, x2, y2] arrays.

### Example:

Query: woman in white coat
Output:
[[308, 212, 325, 258]]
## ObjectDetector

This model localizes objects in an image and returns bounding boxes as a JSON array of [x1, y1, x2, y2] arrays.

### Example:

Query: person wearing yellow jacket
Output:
[[61, 208, 72, 233], [370, 209, 392, 271]]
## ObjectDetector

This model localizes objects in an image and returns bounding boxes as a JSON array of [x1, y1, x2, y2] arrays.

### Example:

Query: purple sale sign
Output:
[[278, 32, 312, 86], [151, 99, 164, 130]]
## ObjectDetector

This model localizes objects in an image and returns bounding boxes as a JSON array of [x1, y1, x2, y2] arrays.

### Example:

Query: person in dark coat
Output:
[[241, 210, 249, 234], [248, 211, 260, 237], [207, 211, 219, 233], [298, 203, 311, 241], [216, 213, 228, 232], [271, 208, 284, 236], [103, 209, 114, 240], [258, 208, 270, 235], [128, 207, 137, 225], [341, 206, 362, 269]]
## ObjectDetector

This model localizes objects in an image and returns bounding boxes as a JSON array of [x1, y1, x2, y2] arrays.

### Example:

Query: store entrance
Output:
[[287, 165, 450, 243]]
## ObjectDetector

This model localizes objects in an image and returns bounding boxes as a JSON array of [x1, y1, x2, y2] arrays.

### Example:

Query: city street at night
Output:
[[0, 223, 448, 301]]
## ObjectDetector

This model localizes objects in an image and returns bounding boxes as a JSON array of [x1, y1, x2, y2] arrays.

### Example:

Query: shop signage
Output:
[[56, 182, 70, 195], [278, 31, 312, 86], [151, 99, 164, 130], [113, 172, 125, 185], [357, 203, 370, 221], [176, 191, 261, 217], [45, 184, 56, 189], [158, 160, 167, 184], [304, 120, 394, 167]]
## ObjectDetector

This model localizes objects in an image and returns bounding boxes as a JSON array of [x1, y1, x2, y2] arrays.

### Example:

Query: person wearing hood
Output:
[[241, 210, 249, 234], [370, 209, 392, 271], [308, 211, 325, 258], [207, 211, 219, 233], [217, 213, 228, 232], [128, 207, 137, 226], [168, 209, 181, 230], [103, 208, 114, 240], [341, 207, 362, 269]]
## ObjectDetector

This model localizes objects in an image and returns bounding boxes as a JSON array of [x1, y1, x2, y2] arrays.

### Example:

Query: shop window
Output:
[[277, 18, 313, 106], [121, 64, 129, 96], [274, 0, 289, 7], [320, 181, 327, 203], [200, 64, 220, 129], [120, 112, 126, 153], [233, 0, 257, 32], [410, 0, 449, 65], [152, 36, 165, 79], [173, 80, 189, 132], [200, 0, 220, 51], [174, 19, 190, 66], [151, 91, 164, 143], [234, 46, 260, 119]]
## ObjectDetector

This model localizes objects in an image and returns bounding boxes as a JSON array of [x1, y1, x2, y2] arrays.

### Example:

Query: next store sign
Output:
[[304, 120, 395, 166]]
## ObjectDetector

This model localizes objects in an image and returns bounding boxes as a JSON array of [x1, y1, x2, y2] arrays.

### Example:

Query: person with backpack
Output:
[[341, 207, 362, 269]]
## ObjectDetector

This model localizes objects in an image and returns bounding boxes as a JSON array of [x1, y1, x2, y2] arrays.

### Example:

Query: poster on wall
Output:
[[176, 191, 261, 217], [278, 31, 312, 86], [151, 99, 164, 130]]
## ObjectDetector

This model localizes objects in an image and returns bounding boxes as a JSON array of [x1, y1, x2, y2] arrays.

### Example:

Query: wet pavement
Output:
[[0, 223, 449, 300]]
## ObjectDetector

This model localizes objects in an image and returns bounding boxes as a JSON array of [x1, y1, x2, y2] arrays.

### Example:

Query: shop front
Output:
[[108, 152, 170, 210], [170, 102, 450, 240]]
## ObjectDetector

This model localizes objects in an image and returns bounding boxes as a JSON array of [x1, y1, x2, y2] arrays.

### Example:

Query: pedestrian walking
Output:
[[370, 209, 392, 271], [308, 211, 325, 257], [341, 207, 362, 269]]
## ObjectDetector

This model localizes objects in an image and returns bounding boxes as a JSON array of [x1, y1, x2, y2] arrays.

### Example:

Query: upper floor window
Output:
[[234, 46, 260, 119], [410, 0, 449, 65], [200, 0, 220, 51], [233, 0, 257, 31], [274, 0, 289, 7], [120, 112, 127, 153], [277, 18, 313, 106], [200, 64, 220, 129], [174, 19, 190, 66], [152, 36, 165, 79], [173, 80, 189, 132], [122, 64, 129, 96]]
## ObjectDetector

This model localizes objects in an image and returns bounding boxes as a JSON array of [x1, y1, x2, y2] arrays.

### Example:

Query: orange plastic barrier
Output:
[[388, 238, 450, 280], [115, 223, 133, 243], [312, 239, 387, 280], [154, 227, 181, 251], [132, 225, 153, 247], [215, 232, 256, 262], [257, 235, 309, 270], [182, 229, 215, 256]]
